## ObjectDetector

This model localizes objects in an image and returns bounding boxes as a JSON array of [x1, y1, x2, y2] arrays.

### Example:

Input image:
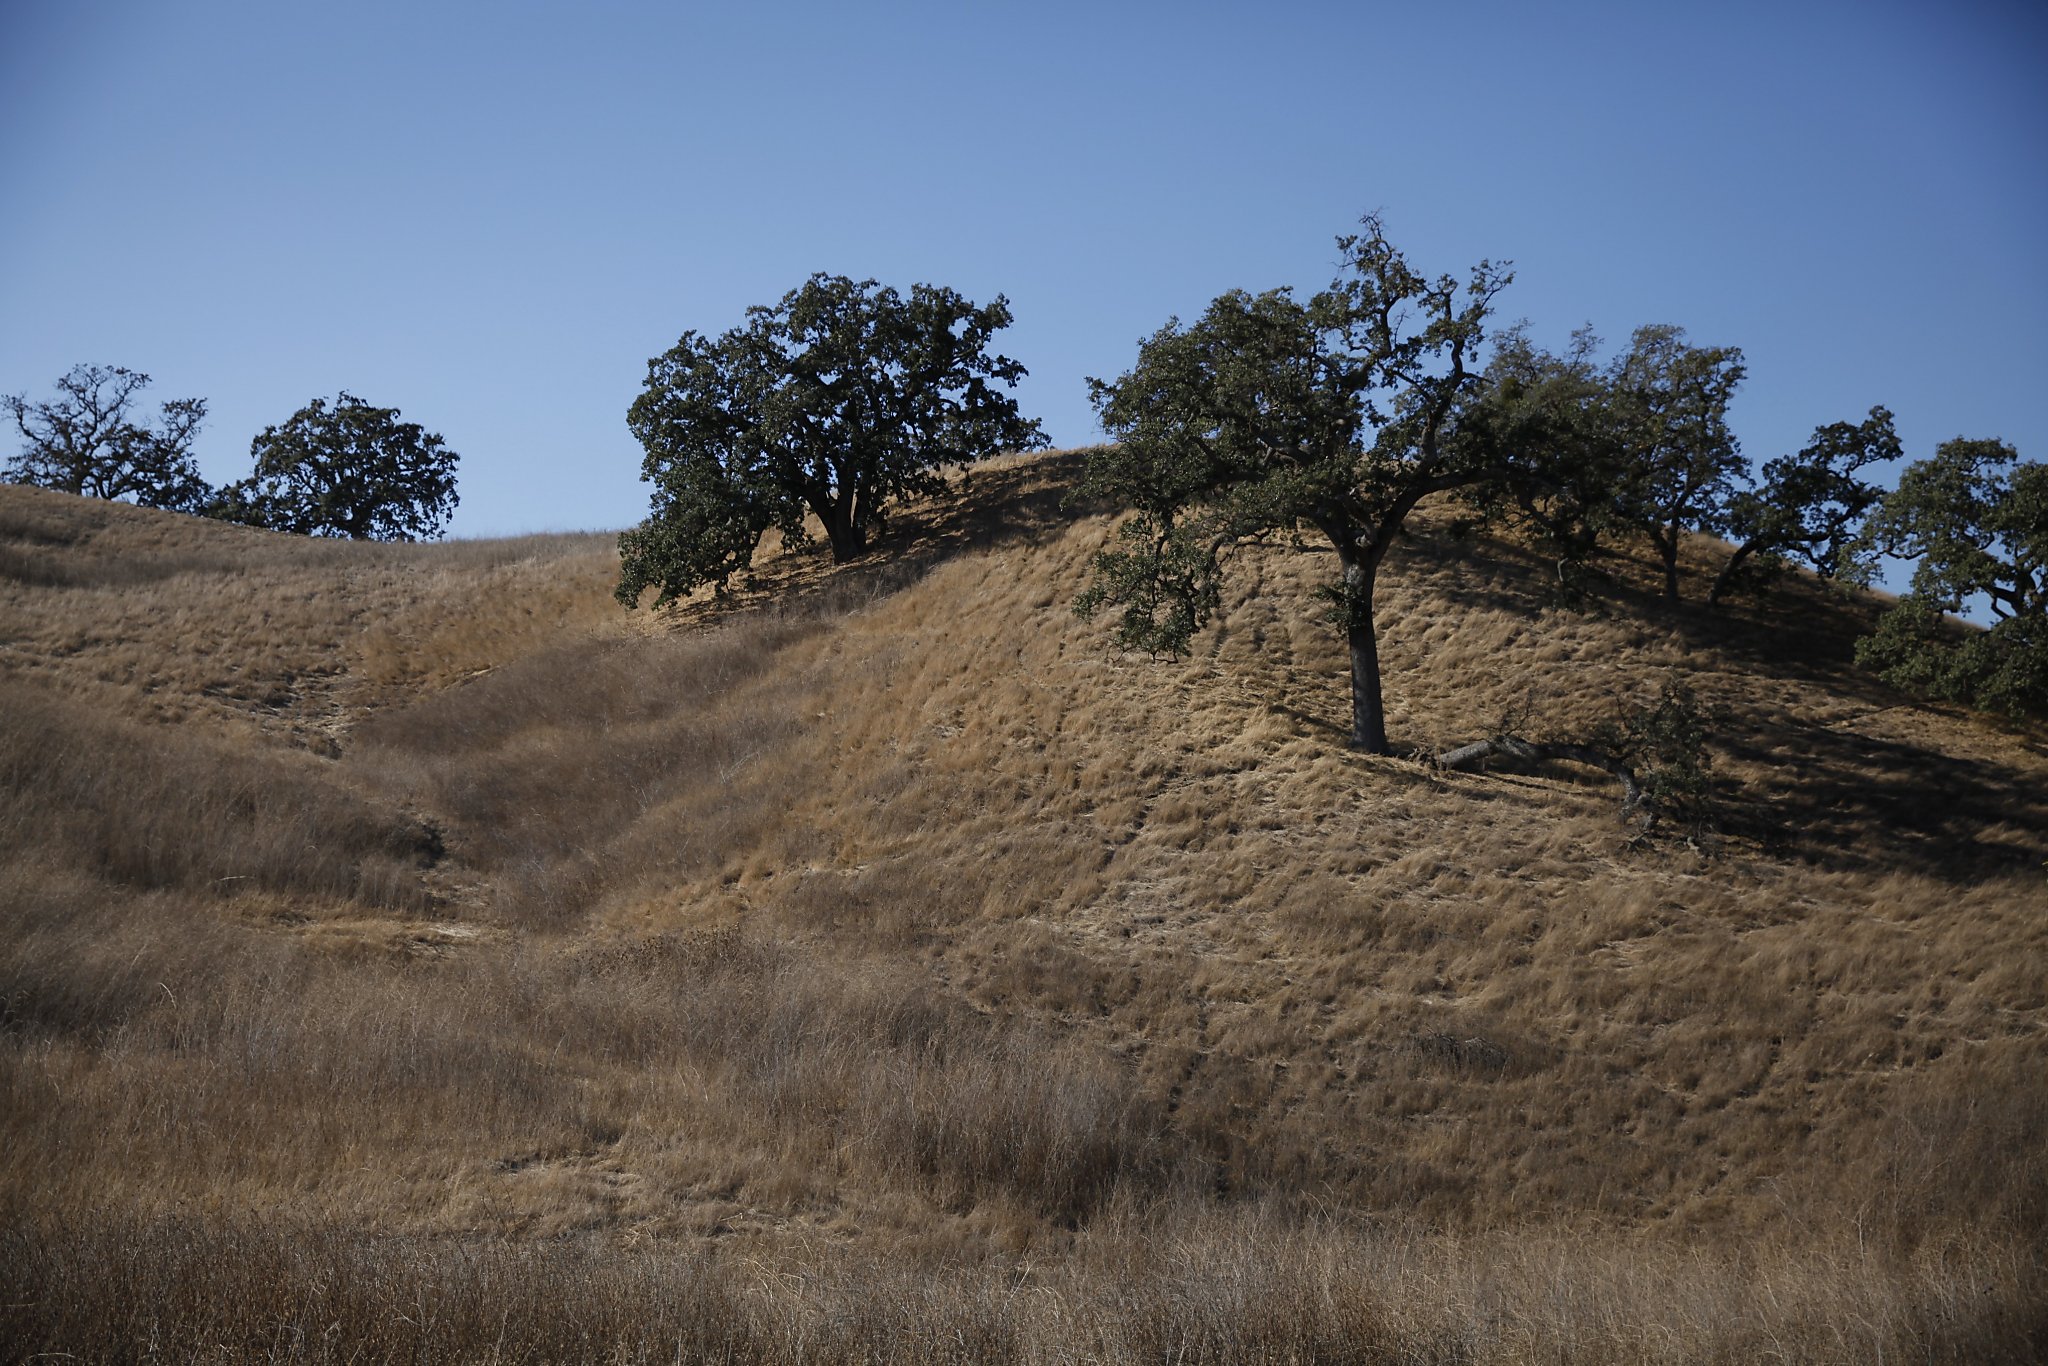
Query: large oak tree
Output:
[[214, 393, 459, 541], [618, 274, 1043, 608], [1077, 216, 1549, 754]]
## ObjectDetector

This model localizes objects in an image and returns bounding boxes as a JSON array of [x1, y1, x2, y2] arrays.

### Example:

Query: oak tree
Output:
[[1458, 324, 1634, 603], [1707, 406, 1898, 607], [1855, 438, 2046, 716], [1606, 325, 1747, 602], [617, 274, 1043, 607], [213, 393, 459, 540], [4, 364, 212, 513], [1077, 216, 1529, 754]]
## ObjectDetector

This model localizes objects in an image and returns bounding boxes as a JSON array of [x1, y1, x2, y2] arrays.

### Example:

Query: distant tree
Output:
[[1706, 406, 1899, 608], [1458, 324, 1634, 603], [3, 364, 212, 513], [1477, 330, 1886, 612], [1077, 216, 1561, 755], [213, 393, 459, 540], [1606, 325, 1747, 602], [1855, 438, 2046, 717], [617, 273, 1044, 607]]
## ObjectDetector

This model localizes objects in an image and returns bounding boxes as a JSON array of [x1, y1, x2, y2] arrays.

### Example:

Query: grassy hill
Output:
[[3, 454, 2044, 1363]]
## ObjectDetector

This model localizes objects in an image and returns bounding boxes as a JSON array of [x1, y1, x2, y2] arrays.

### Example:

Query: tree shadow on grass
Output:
[[1392, 528, 1899, 697], [638, 449, 1100, 631], [1380, 525, 2048, 885], [875, 447, 1103, 556], [1711, 708, 2048, 884]]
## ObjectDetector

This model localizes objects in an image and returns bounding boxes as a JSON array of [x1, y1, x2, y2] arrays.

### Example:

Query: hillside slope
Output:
[[3, 456, 2044, 1363]]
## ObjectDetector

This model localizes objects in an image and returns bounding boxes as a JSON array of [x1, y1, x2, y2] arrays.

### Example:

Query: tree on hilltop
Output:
[[1707, 406, 1898, 608], [1456, 324, 1635, 604], [1467, 328, 1890, 612], [1075, 221, 1737, 820], [212, 393, 459, 540], [4, 363, 213, 513], [1605, 325, 1747, 603], [1076, 215, 1564, 755], [617, 274, 1045, 608], [1855, 438, 2046, 717]]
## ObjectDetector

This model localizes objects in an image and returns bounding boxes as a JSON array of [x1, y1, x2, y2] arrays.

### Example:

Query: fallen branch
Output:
[[1436, 735, 1651, 823]]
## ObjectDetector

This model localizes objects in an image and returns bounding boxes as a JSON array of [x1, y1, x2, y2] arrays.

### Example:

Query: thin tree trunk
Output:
[[1706, 540, 1758, 609], [1342, 556, 1391, 754], [1660, 525, 1683, 603]]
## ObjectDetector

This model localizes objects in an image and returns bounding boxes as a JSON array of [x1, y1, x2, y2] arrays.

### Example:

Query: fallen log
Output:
[[1436, 735, 1650, 822]]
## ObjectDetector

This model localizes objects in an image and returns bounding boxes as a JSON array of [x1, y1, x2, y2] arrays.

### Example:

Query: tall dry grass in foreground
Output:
[[2, 461, 2044, 1361], [8, 1204, 2041, 1364]]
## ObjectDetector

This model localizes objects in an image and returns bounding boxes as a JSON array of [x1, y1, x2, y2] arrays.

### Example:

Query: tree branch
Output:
[[1436, 735, 1651, 822]]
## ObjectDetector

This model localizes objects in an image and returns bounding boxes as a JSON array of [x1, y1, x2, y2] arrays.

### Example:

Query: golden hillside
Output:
[[3, 454, 2044, 1363]]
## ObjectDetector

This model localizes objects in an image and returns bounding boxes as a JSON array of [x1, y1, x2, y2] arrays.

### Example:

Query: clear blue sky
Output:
[[4, 0, 2044, 539]]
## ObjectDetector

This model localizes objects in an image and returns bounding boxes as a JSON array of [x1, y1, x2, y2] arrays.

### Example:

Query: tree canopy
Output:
[[1855, 438, 2046, 716], [4, 364, 212, 513], [213, 393, 459, 540], [1077, 215, 1530, 754], [1467, 329, 1892, 611], [1457, 324, 1633, 603], [1708, 406, 1897, 607], [1605, 325, 1747, 602], [617, 274, 1044, 608]]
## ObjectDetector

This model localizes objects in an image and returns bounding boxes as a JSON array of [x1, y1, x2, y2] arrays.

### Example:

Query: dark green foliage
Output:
[[617, 274, 1043, 608], [1457, 324, 1755, 608], [1078, 215, 1527, 753], [1458, 325, 1633, 605], [4, 364, 212, 513], [1469, 327, 1889, 612], [213, 393, 459, 541], [1710, 407, 1898, 607], [1856, 439, 2046, 717], [1607, 325, 1747, 602], [1074, 284, 1361, 656], [1592, 681, 1724, 831]]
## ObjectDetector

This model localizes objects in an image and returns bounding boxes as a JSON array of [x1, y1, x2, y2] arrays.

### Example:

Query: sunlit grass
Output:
[[2, 457, 2043, 1361]]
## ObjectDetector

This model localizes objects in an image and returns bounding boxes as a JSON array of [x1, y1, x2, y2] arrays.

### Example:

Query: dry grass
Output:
[[2, 457, 2044, 1362], [6, 1205, 2041, 1364], [0, 482, 620, 747]]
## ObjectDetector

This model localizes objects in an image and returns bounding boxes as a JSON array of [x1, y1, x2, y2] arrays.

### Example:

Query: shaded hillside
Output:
[[3, 458, 2044, 1363]]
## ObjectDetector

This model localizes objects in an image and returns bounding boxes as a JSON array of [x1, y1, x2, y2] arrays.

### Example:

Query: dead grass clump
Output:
[[0, 869, 253, 1041], [352, 533, 631, 694], [1, 482, 623, 745], [556, 933, 1193, 1223], [2, 946, 589, 1220]]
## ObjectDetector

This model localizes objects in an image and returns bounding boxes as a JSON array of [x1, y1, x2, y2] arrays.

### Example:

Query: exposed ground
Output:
[[3, 454, 2044, 1362]]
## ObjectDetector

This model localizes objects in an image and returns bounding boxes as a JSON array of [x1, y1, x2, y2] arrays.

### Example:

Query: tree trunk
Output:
[[1660, 526, 1683, 603], [1705, 540, 1757, 609], [1342, 557, 1391, 754], [823, 495, 867, 562]]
